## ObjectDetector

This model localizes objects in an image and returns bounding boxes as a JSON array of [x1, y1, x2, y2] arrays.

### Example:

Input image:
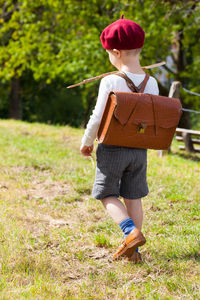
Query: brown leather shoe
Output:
[[124, 251, 142, 263], [113, 228, 146, 260]]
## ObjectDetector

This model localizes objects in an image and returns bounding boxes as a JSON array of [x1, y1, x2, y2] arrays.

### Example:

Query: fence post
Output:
[[157, 81, 181, 157], [182, 132, 195, 152]]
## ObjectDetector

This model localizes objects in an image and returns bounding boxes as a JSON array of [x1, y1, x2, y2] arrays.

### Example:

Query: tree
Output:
[[0, 0, 74, 119], [0, 0, 124, 122], [61, 0, 200, 128], [125, 0, 200, 128], [65, 0, 200, 128], [0, 0, 199, 128]]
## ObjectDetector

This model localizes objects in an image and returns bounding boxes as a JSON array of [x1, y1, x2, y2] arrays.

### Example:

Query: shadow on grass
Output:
[[160, 251, 200, 262], [171, 151, 200, 162], [180, 251, 200, 262]]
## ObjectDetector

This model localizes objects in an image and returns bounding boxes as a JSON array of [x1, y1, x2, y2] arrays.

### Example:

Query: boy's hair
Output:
[[121, 48, 142, 56]]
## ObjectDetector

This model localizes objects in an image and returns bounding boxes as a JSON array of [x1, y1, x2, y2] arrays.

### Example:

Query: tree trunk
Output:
[[83, 96, 94, 128], [9, 76, 22, 119]]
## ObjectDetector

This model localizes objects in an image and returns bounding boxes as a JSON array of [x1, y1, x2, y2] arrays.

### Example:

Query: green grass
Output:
[[0, 120, 199, 299]]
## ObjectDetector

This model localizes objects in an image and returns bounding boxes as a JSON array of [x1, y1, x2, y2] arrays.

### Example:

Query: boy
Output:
[[80, 15, 159, 262]]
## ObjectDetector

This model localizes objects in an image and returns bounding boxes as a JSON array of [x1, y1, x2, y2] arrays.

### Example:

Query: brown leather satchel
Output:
[[97, 72, 182, 150]]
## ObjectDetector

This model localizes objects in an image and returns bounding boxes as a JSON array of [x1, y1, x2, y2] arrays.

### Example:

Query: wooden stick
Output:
[[67, 61, 166, 88]]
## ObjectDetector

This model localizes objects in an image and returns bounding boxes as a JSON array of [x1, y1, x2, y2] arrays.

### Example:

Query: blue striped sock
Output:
[[119, 217, 139, 252]]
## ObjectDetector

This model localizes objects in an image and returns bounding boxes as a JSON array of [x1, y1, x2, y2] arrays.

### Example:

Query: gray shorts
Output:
[[92, 144, 148, 200]]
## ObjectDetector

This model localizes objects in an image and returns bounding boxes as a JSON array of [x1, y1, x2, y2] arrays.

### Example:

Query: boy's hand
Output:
[[80, 144, 94, 156]]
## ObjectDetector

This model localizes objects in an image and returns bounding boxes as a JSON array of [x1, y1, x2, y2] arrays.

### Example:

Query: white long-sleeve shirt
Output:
[[81, 72, 159, 147]]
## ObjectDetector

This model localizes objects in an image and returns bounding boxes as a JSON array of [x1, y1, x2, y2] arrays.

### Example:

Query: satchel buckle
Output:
[[137, 123, 147, 134]]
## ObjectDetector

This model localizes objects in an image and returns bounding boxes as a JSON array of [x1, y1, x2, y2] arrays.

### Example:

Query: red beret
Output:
[[100, 15, 145, 50]]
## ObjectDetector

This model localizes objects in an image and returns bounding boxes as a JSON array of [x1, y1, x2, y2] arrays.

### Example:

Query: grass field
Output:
[[0, 120, 199, 299]]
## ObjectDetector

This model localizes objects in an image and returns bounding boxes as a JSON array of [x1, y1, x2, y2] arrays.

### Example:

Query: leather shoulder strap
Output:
[[114, 72, 139, 92], [138, 73, 150, 93], [115, 72, 149, 93]]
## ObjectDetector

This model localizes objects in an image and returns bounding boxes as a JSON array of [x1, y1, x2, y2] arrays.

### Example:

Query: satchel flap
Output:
[[152, 95, 182, 128], [112, 92, 182, 128], [114, 92, 156, 126], [113, 92, 139, 126], [132, 118, 155, 126]]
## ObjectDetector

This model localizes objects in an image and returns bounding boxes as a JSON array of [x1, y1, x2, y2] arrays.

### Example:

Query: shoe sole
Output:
[[124, 252, 142, 263], [113, 238, 146, 260]]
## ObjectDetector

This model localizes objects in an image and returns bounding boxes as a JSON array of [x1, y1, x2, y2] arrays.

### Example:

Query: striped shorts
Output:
[[92, 143, 148, 200]]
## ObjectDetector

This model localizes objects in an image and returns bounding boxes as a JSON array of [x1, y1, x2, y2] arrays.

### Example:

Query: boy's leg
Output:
[[101, 196, 146, 259], [123, 198, 143, 261], [123, 198, 143, 230], [100, 196, 129, 224]]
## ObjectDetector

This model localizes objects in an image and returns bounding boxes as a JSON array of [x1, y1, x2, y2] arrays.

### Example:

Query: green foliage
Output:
[[22, 75, 84, 126], [0, 0, 199, 126]]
